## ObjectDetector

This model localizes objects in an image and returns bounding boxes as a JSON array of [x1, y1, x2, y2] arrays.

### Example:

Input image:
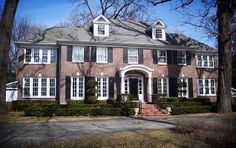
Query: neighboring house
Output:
[[16, 15, 218, 104]]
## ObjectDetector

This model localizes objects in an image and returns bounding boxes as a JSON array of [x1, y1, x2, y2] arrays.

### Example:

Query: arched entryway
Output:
[[118, 65, 154, 102]]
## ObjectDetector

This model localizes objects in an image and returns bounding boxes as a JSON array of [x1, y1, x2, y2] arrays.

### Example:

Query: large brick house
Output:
[[16, 15, 218, 104]]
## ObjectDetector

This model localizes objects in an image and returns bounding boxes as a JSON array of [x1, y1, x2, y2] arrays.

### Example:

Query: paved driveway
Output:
[[0, 117, 174, 145]]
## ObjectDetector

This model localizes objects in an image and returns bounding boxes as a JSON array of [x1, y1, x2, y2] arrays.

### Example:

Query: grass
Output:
[[0, 111, 125, 123]]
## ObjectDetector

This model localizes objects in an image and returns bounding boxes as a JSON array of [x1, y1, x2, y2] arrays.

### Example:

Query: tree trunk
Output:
[[216, 0, 234, 113], [0, 0, 19, 112]]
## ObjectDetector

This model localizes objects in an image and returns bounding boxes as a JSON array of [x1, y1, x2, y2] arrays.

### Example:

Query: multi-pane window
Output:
[[157, 78, 168, 96], [157, 50, 167, 64], [197, 79, 216, 96], [73, 46, 84, 62], [24, 48, 57, 64], [156, 29, 162, 39], [71, 77, 84, 100], [128, 48, 138, 64], [177, 51, 186, 65], [178, 78, 188, 98], [23, 77, 56, 98], [96, 77, 108, 100], [98, 25, 105, 35], [196, 55, 214, 68], [97, 47, 108, 63]]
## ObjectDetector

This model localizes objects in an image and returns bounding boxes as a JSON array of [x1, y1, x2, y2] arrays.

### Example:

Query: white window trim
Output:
[[197, 79, 216, 96], [22, 77, 56, 98], [72, 46, 84, 62], [24, 48, 57, 64], [70, 76, 85, 100], [128, 48, 139, 64], [93, 24, 109, 37], [96, 77, 109, 100], [96, 47, 108, 63], [157, 77, 169, 97], [157, 50, 167, 65], [196, 55, 214, 68], [178, 77, 189, 98], [177, 51, 187, 65]]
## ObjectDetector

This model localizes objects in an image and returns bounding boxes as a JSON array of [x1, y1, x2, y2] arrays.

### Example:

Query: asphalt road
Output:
[[0, 117, 174, 145]]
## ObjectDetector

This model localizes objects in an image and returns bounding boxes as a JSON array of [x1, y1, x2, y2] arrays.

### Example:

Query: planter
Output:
[[134, 108, 139, 116], [166, 106, 172, 115]]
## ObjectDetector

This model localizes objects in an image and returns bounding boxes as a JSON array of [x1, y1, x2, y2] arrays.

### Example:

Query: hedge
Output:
[[160, 102, 202, 108], [12, 100, 57, 111], [171, 106, 211, 115]]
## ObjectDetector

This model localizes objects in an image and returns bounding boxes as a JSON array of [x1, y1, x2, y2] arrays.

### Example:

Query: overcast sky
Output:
[[1, 0, 216, 48]]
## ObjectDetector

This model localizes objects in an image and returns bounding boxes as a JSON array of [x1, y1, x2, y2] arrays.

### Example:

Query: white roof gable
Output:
[[93, 14, 110, 24], [147, 20, 166, 30]]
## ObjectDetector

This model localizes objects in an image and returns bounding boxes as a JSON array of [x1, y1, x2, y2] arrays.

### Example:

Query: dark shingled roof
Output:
[[19, 19, 216, 52]]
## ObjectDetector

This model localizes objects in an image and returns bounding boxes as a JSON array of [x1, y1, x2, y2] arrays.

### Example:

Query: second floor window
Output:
[[128, 48, 138, 64], [73, 46, 84, 62], [177, 51, 186, 65], [24, 48, 57, 64], [98, 25, 105, 35], [196, 55, 214, 68], [156, 29, 162, 39], [157, 50, 167, 64], [97, 47, 108, 63]]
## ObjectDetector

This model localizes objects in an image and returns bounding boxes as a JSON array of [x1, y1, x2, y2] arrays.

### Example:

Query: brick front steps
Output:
[[139, 102, 168, 116]]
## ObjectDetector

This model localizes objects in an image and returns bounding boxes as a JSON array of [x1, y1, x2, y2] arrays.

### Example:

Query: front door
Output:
[[129, 78, 138, 100]]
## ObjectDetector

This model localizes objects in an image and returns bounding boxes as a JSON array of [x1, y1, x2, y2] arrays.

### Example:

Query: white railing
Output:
[[232, 87, 236, 97]]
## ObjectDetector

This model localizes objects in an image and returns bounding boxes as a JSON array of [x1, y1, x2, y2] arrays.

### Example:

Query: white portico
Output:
[[118, 65, 154, 102]]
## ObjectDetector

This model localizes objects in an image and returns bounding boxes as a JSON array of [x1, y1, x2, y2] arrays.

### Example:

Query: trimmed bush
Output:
[[194, 97, 211, 105], [67, 100, 84, 105], [24, 107, 45, 116], [107, 98, 116, 104], [12, 100, 56, 111], [85, 96, 97, 104], [171, 106, 211, 115], [160, 102, 202, 108]]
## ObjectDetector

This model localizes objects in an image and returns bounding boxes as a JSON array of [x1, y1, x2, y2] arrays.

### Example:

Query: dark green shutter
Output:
[[84, 46, 90, 62], [67, 46, 72, 62], [173, 51, 177, 65], [167, 50, 172, 64], [138, 49, 143, 64], [153, 49, 157, 64], [153, 78, 157, 94], [186, 51, 192, 65], [91, 47, 96, 62], [169, 77, 178, 97], [188, 78, 193, 98], [123, 48, 128, 63], [108, 47, 113, 63], [65, 76, 71, 100], [109, 77, 114, 98]]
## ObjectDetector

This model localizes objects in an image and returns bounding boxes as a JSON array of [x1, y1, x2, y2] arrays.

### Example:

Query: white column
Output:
[[121, 76, 125, 94], [148, 76, 152, 102]]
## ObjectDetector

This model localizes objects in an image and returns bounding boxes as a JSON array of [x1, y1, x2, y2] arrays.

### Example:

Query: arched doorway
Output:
[[118, 65, 154, 102]]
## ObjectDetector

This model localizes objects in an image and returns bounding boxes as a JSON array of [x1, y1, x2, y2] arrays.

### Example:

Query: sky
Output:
[[1, 0, 216, 48]]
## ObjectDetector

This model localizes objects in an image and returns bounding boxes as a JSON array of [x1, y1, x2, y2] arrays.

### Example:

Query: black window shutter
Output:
[[186, 51, 192, 65], [123, 48, 128, 63], [84, 46, 90, 62], [188, 78, 193, 98], [172, 51, 177, 65], [67, 46, 73, 62], [169, 77, 178, 97], [109, 77, 114, 98], [91, 47, 97, 62], [108, 47, 113, 63], [167, 50, 172, 64], [153, 78, 157, 94], [65, 76, 71, 100], [152, 49, 157, 64], [138, 49, 143, 64]]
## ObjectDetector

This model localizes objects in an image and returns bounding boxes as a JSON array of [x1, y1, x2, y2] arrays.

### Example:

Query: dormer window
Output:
[[147, 20, 166, 40], [156, 29, 162, 39], [92, 15, 110, 37]]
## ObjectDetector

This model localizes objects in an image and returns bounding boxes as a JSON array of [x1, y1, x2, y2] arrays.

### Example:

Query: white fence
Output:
[[6, 88, 18, 102]]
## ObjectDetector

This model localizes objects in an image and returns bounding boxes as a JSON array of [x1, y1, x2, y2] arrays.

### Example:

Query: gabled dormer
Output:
[[147, 20, 166, 40], [92, 15, 110, 37]]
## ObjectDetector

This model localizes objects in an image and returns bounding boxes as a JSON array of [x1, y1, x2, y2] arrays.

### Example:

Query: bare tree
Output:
[[0, 0, 19, 112]]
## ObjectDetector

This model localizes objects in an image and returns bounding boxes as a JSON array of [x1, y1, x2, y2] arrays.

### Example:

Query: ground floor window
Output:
[[178, 78, 188, 98], [71, 77, 85, 100], [157, 77, 169, 96], [96, 77, 108, 100], [23, 77, 56, 98], [197, 79, 216, 96]]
